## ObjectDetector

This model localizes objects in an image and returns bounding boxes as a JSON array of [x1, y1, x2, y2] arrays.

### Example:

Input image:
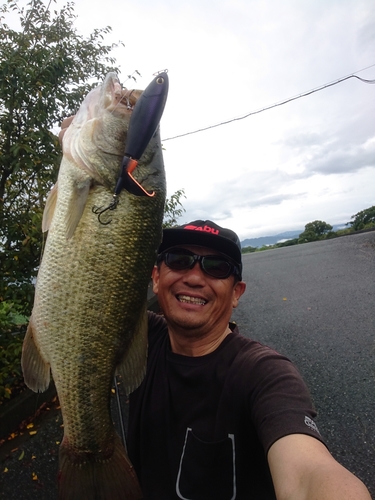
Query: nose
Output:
[[182, 260, 206, 284]]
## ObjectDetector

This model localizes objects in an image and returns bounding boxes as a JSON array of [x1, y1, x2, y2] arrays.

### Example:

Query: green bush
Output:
[[324, 231, 338, 240], [275, 238, 299, 247], [335, 228, 354, 236], [0, 301, 28, 404], [242, 246, 257, 254]]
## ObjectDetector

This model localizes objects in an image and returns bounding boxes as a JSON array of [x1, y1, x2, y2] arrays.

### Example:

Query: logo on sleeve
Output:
[[304, 416, 321, 435]]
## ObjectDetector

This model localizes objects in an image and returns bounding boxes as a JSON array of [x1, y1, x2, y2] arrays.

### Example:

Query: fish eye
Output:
[[156, 77, 165, 85]]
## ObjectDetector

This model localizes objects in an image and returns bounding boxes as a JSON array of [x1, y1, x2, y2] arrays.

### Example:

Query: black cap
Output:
[[159, 220, 242, 279]]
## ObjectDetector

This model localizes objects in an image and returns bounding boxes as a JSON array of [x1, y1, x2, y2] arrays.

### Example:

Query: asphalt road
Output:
[[0, 230, 374, 498], [232, 230, 375, 496]]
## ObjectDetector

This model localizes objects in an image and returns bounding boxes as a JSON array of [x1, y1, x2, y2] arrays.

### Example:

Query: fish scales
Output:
[[21, 73, 166, 499], [37, 189, 160, 444]]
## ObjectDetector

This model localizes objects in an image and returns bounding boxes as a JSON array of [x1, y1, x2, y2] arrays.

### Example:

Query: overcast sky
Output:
[[10, 0, 375, 239]]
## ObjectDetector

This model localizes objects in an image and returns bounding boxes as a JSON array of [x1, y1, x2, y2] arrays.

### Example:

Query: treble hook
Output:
[[92, 196, 119, 225]]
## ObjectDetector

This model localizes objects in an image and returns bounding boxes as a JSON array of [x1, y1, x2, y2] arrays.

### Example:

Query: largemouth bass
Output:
[[21, 73, 167, 499]]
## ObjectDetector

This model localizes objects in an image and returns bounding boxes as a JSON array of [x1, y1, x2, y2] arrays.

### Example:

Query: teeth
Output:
[[178, 295, 206, 305]]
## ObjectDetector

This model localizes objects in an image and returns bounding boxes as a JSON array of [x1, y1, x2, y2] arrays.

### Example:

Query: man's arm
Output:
[[268, 434, 371, 500]]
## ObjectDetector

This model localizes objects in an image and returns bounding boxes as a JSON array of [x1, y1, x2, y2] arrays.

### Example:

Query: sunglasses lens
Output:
[[202, 257, 232, 278], [165, 252, 194, 270]]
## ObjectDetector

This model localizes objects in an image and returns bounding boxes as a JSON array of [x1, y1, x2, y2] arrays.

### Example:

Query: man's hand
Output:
[[59, 116, 75, 146], [268, 434, 371, 500]]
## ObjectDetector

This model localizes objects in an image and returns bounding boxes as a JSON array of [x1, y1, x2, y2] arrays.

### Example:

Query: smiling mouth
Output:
[[177, 295, 207, 305]]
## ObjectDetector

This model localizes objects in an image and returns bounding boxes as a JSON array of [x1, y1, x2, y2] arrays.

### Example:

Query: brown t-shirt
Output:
[[127, 312, 324, 499]]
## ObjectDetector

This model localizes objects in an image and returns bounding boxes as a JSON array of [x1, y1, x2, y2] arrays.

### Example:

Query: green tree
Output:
[[347, 205, 375, 231], [298, 220, 333, 243], [0, 0, 123, 316], [163, 189, 186, 228], [0, 300, 28, 402]]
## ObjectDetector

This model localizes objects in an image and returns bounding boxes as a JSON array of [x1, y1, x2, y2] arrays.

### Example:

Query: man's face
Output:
[[152, 245, 246, 339]]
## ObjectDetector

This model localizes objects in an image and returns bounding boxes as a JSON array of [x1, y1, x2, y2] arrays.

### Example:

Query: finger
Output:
[[58, 129, 66, 146], [58, 116, 75, 146], [60, 116, 75, 129]]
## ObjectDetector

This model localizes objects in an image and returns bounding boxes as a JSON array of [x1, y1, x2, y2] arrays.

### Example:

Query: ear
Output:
[[232, 281, 246, 308], [152, 265, 160, 294]]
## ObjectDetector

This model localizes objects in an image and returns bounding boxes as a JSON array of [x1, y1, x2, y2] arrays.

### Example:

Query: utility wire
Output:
[[162, 64, 375, 142]]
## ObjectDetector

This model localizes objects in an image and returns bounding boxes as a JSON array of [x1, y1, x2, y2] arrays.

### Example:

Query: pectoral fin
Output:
[[116, 303, 148, 395], [21, 318, 51, 393], [42, 182, 58, 232], [42, 178, 91, 239], [65, 179, 91, 239]]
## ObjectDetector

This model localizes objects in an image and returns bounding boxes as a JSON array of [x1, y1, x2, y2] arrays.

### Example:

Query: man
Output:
[[127, 220, 371, 499]]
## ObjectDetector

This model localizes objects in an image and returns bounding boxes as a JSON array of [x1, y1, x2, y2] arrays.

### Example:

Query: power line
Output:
[[162, 64, 375, 142]]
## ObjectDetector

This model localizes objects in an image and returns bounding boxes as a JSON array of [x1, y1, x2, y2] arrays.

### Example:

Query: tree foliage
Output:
[[275, 238, 299, 248], [163, 189, 186, 228], [347, 205, 375, 231], [0, 300, 28, 402], [242, 245, 257, 254], [0, 0, 123, 315], [298, 220, 333, 243]]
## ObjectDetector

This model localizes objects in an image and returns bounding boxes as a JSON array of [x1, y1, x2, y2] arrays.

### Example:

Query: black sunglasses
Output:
[[157, 248, 240, 279]]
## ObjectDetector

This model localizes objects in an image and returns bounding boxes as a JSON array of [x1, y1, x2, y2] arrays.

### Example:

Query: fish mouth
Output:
[[177, 295, 207, 306], [102, 74, 141, 114], [118, 88, 142, 109]]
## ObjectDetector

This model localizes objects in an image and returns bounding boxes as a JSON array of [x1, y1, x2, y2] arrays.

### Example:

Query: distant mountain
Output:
[[241, 224, 346, 248]]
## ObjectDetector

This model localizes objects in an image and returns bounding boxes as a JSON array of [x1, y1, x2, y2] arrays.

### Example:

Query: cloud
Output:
[[280, 123, 375, 178], [18, 0, 374, 239], [283, 132, 323, 149], [309, 142, 375, 175]]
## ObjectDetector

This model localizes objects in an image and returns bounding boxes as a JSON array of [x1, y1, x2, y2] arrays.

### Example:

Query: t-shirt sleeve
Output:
[[242, 345, 325, 454]]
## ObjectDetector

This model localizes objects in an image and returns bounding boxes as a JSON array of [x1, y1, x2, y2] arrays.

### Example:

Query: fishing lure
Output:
[[93, 71, 169, 224]]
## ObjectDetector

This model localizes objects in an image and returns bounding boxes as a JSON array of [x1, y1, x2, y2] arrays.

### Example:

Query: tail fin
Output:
[[58, 434, 142, 499]]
